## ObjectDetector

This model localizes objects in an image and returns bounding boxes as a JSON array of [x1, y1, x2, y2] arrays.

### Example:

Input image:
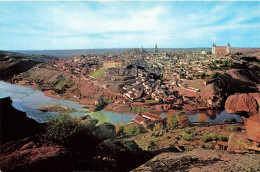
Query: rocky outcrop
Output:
[[225, 93, 260, 143], [132, 149, 260, 172], [225, 93, 259, 115], [0, 97, 42, 144], [227, 132, 251, 152], [0, 137, 70, 172], [13, 68, 124, 101], [79, 115, 98, 132], [38, 104, 70, 113], [93, 139, 152, 171], [93, 122, 117, 141]]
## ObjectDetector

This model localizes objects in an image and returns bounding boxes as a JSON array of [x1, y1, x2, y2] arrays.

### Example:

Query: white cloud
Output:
[[0, 1, 259, 49]]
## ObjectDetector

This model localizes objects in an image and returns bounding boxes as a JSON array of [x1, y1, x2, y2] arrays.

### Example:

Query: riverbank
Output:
[[1, 81, 242, 124]]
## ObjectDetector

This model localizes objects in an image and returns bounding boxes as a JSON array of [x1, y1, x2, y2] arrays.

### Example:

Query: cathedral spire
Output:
[[154, 44, 158, 53]]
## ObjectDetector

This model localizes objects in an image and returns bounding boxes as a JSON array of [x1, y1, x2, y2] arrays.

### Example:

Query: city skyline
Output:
[[0, 1, 259, 50]]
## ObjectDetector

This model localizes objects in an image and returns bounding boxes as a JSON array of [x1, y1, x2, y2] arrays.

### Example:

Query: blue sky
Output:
[[0, 1, 259, 50]]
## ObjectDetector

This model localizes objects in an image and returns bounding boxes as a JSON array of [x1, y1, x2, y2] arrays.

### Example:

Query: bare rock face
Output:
[[225, 93, 260, 143], [227, 132, 250, 152], [0, 137, 69, 172], [225, 93, 259, 115]]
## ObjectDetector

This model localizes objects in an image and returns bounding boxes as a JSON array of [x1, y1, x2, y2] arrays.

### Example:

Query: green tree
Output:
[[43, 112, 80, 145], [166, 111, 178, 128]]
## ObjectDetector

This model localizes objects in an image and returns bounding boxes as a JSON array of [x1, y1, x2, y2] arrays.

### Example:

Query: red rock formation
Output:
[[225, 93, 260, 143]]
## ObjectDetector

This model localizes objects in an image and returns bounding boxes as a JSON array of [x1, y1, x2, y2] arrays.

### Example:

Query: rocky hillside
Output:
[[0, 50, 56, 80], [13, 68, 124, 101], [214, 69, 260, 106]]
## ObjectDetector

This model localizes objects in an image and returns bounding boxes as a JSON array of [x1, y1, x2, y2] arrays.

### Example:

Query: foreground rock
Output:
[[132, 149, 260, 172], [93, 139, 152, 171], [0, 137, 70, 172], [225, 93, 260, 143], [0, 97, 42, 144]]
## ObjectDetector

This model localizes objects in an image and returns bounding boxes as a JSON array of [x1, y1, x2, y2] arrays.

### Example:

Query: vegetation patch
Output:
[[91, 69, 105, 79], [145, 99, 158, 103], [131, 107, 150, 113], [202, 132, 228, 142]]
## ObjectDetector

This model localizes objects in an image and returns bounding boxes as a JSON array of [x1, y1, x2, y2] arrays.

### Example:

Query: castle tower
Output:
[[212, 43, 216, 55], [226, 43, 231, 55]]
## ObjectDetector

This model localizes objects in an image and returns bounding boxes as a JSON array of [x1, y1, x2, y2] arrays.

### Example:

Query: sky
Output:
[[0, 1, 259, 50]]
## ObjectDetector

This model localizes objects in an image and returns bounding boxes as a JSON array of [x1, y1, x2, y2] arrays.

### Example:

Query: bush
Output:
[[222, 118, 237, 123], [148, 139, 157, 149], [227, 125, 241, 131], [124, 124, 147, 136], [166, 111, 178, 129], [217, 134, 228, 141], [204, 142, 214, 149], [124, 124, 138, 136], [202, 134, 212, 142], [222, 119, 229, 123], [202, 132, 228, 142], [115, 122, 126, 137], [176, 112, 190, 127], [229, 117, 237, 123], [181, 131, 194, 141], [43, 113, 80, 145], [153, 122, 164, 131], [198, 113, 207, 124]]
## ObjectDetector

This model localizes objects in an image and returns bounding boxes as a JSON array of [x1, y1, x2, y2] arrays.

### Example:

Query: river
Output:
[[0, 81, 242, 124]]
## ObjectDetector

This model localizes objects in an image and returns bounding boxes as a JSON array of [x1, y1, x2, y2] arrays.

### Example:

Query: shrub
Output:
[[166, 111, 178, 129], [202, 132, 228, 142], [227, 125, 241, 131], [204, 142, 214, 149], [202, 134, 212, 142], [153, 122, 164, 131], [43, 112, 80, 145], [124, 124, 138, 136], [229, 117, 237, 123], [176, 112, 190, 127], [137, 125, 148, 134], [123, 124, 147, 136], [217, 134, 228, 141], [115, 122, 126, 137], [181, 131, 194, 141], [198, 113, 207, 124], [222, 119, 229, 123], [148, 139, 157, 149], [185, 127, 191, 134]]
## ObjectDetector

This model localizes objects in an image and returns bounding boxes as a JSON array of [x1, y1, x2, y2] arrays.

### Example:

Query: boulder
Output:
[[93, 122, 116, 141], [225, 93, 260, 143], [225, 93, 259, 115], [227, 132, 250, 152], [0, 140, 69, 172], [93, 139, 151, 171], [79, 115, 98, 132]]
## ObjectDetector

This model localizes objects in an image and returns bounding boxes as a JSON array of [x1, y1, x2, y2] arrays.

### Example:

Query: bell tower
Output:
[[212, 43, 216, 55], [226, 43, 231, 55]]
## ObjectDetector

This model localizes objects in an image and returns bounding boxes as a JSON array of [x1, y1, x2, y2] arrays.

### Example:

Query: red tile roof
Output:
[[132, 115, 146, 125], [142, 112, 164, 121]]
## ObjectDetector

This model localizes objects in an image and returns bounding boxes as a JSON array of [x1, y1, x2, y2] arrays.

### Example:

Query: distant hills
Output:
[[0, 50, 58, 62], [8, 47, 260, 59], [0, 50, 57, 80]]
